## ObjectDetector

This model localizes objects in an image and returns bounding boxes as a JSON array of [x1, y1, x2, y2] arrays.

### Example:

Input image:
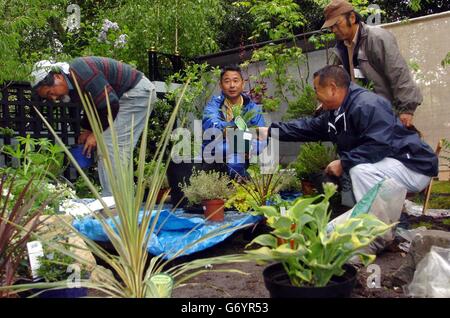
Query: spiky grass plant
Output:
[[2, 75, 250, 298]]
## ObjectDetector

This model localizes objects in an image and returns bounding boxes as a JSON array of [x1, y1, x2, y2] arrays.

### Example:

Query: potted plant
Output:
[[224, 104, 259, 156], [0, 176, 47, 297], [225, 165, 296, 213], [290, 142, 337, 195], [180, 169, 234, 221], [33, 249, 89, 298], [245, 183, 392, 298]]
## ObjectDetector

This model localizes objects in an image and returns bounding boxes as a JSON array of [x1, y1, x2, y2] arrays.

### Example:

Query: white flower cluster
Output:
[[46, 182, 77, 200], [114, 34, 128, 49], [97, 19, 128, 49]]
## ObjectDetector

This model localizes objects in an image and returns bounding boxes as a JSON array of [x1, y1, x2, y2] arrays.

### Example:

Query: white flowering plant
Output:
[[0, 135, 75, 215], [82, 18, 131, 62]]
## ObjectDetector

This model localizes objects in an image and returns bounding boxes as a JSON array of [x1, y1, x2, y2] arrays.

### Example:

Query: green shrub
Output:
[[180, 169, 234, 204], [283, 85, 317, 120], [37, 249, 88, 283], [290, 142, 337, 180]]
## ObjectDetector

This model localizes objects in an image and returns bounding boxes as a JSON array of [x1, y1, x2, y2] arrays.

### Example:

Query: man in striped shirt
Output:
[[31, 57, 157, 197]]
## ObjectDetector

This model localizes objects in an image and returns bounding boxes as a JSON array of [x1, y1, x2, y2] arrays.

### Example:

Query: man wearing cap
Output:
[[321, 0, 422, 128], [31, 57, 156, 197]]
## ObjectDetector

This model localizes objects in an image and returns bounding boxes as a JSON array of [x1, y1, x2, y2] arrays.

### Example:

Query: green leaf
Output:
[[249, 234, 278, 248], [273, 216, 293, 230], [290, 196, 320, 220], [256, 205, 279, 218]]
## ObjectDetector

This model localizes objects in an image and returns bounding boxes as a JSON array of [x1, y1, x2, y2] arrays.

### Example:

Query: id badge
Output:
[[354, 68, 365, 79]]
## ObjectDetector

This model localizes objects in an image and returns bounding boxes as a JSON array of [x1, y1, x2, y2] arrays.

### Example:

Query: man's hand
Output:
[[325, 160, 343, 177], [78, 130, 92, 144], [399, 113, 414, 127], [82, 133, 96, 158], [257, 127, 269, 140]]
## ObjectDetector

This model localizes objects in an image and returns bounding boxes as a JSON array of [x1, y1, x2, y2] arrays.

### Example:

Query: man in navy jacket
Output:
[[259, 65, 438, 202]]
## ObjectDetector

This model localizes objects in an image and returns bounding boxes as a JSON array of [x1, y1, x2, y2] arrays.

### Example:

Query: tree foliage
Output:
[[0, 0, 225, 82]]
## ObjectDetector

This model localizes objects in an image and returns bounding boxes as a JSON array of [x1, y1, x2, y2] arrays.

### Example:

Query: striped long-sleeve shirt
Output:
[[68, 56, 143, 130]]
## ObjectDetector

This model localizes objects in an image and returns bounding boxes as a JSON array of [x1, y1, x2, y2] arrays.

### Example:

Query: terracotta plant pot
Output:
[[143, 188, 170, 204], [156, 188, 170, 204], [202, 199, 225, 222], [301, 180, 316, 195]]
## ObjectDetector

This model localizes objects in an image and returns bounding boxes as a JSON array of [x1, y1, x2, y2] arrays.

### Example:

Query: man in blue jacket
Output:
[[259, 65, 438, 202], [202, 65, 265, 178]]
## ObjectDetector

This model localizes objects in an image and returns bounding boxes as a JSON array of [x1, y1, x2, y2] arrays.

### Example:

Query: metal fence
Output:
[[0, 81, 82, 180]]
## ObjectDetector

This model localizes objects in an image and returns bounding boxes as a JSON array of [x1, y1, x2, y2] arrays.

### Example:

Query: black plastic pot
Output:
[[263, 263, 357, 298], [307, 171, 340, 194], [15, 279, 88, 298], [35, 287, 88, 298]]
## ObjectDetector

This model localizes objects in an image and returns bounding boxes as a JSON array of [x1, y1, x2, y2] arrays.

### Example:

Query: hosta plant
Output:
[[245, 183, 393, 287]]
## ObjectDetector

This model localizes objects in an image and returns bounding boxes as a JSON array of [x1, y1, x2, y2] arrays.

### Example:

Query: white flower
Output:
[[102, 19, 119, 32], [52, 38, 64, 54], [97, 30, 108, 43], [2, 188, 13, 199], [114, 34, 128, 48]]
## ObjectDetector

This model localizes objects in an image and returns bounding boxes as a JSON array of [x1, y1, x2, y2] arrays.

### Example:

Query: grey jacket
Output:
[[332, 22, 423, 115]]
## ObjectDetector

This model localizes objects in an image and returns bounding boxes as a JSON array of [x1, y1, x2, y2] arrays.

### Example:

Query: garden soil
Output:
[[171, 224, 407, 298], [89, 212, 448, 298]]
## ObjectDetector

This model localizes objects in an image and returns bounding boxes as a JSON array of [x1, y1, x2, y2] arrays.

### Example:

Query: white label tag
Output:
[[26, 241, 44, 281], [280, 207, 287, 217], [354, 68, 365, 79], [243, 132, 252, 140]]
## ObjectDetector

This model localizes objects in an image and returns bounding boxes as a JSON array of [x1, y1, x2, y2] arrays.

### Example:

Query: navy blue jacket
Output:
[[270, 83, 438, 177]]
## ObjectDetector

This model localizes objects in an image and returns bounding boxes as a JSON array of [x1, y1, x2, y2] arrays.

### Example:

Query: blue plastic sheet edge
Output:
[[73, 209, 262, 260]]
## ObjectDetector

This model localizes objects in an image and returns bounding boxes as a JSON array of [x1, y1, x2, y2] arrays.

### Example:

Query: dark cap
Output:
[[321, 0, 354, 29]]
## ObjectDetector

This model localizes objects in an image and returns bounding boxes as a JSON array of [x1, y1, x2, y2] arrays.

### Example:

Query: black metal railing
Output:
[[0, 81, 83, 180], [147, 49, 186, 82]]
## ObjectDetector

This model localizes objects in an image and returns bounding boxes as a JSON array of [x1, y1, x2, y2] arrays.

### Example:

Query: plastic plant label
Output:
[[26, 241, 44, 281], [147, 273, 174, 298], [235, 116, 247, 131]]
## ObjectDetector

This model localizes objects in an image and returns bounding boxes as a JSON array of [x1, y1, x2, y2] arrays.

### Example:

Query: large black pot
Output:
[[35, 287, 88, 298], [15, 278, 88, 298], [263, 263, 357, 298]]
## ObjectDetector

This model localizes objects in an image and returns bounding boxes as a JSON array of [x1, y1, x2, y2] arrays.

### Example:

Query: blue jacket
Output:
[[202, 93, 265, 132], [270, 83, 438, 177]]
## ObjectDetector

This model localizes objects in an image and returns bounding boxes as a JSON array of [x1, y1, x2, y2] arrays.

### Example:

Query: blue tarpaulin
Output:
[[73, 209, 262, 259]]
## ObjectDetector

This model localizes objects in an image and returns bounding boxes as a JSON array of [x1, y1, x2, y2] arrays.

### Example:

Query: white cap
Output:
[[30, 60, 70, 88]]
